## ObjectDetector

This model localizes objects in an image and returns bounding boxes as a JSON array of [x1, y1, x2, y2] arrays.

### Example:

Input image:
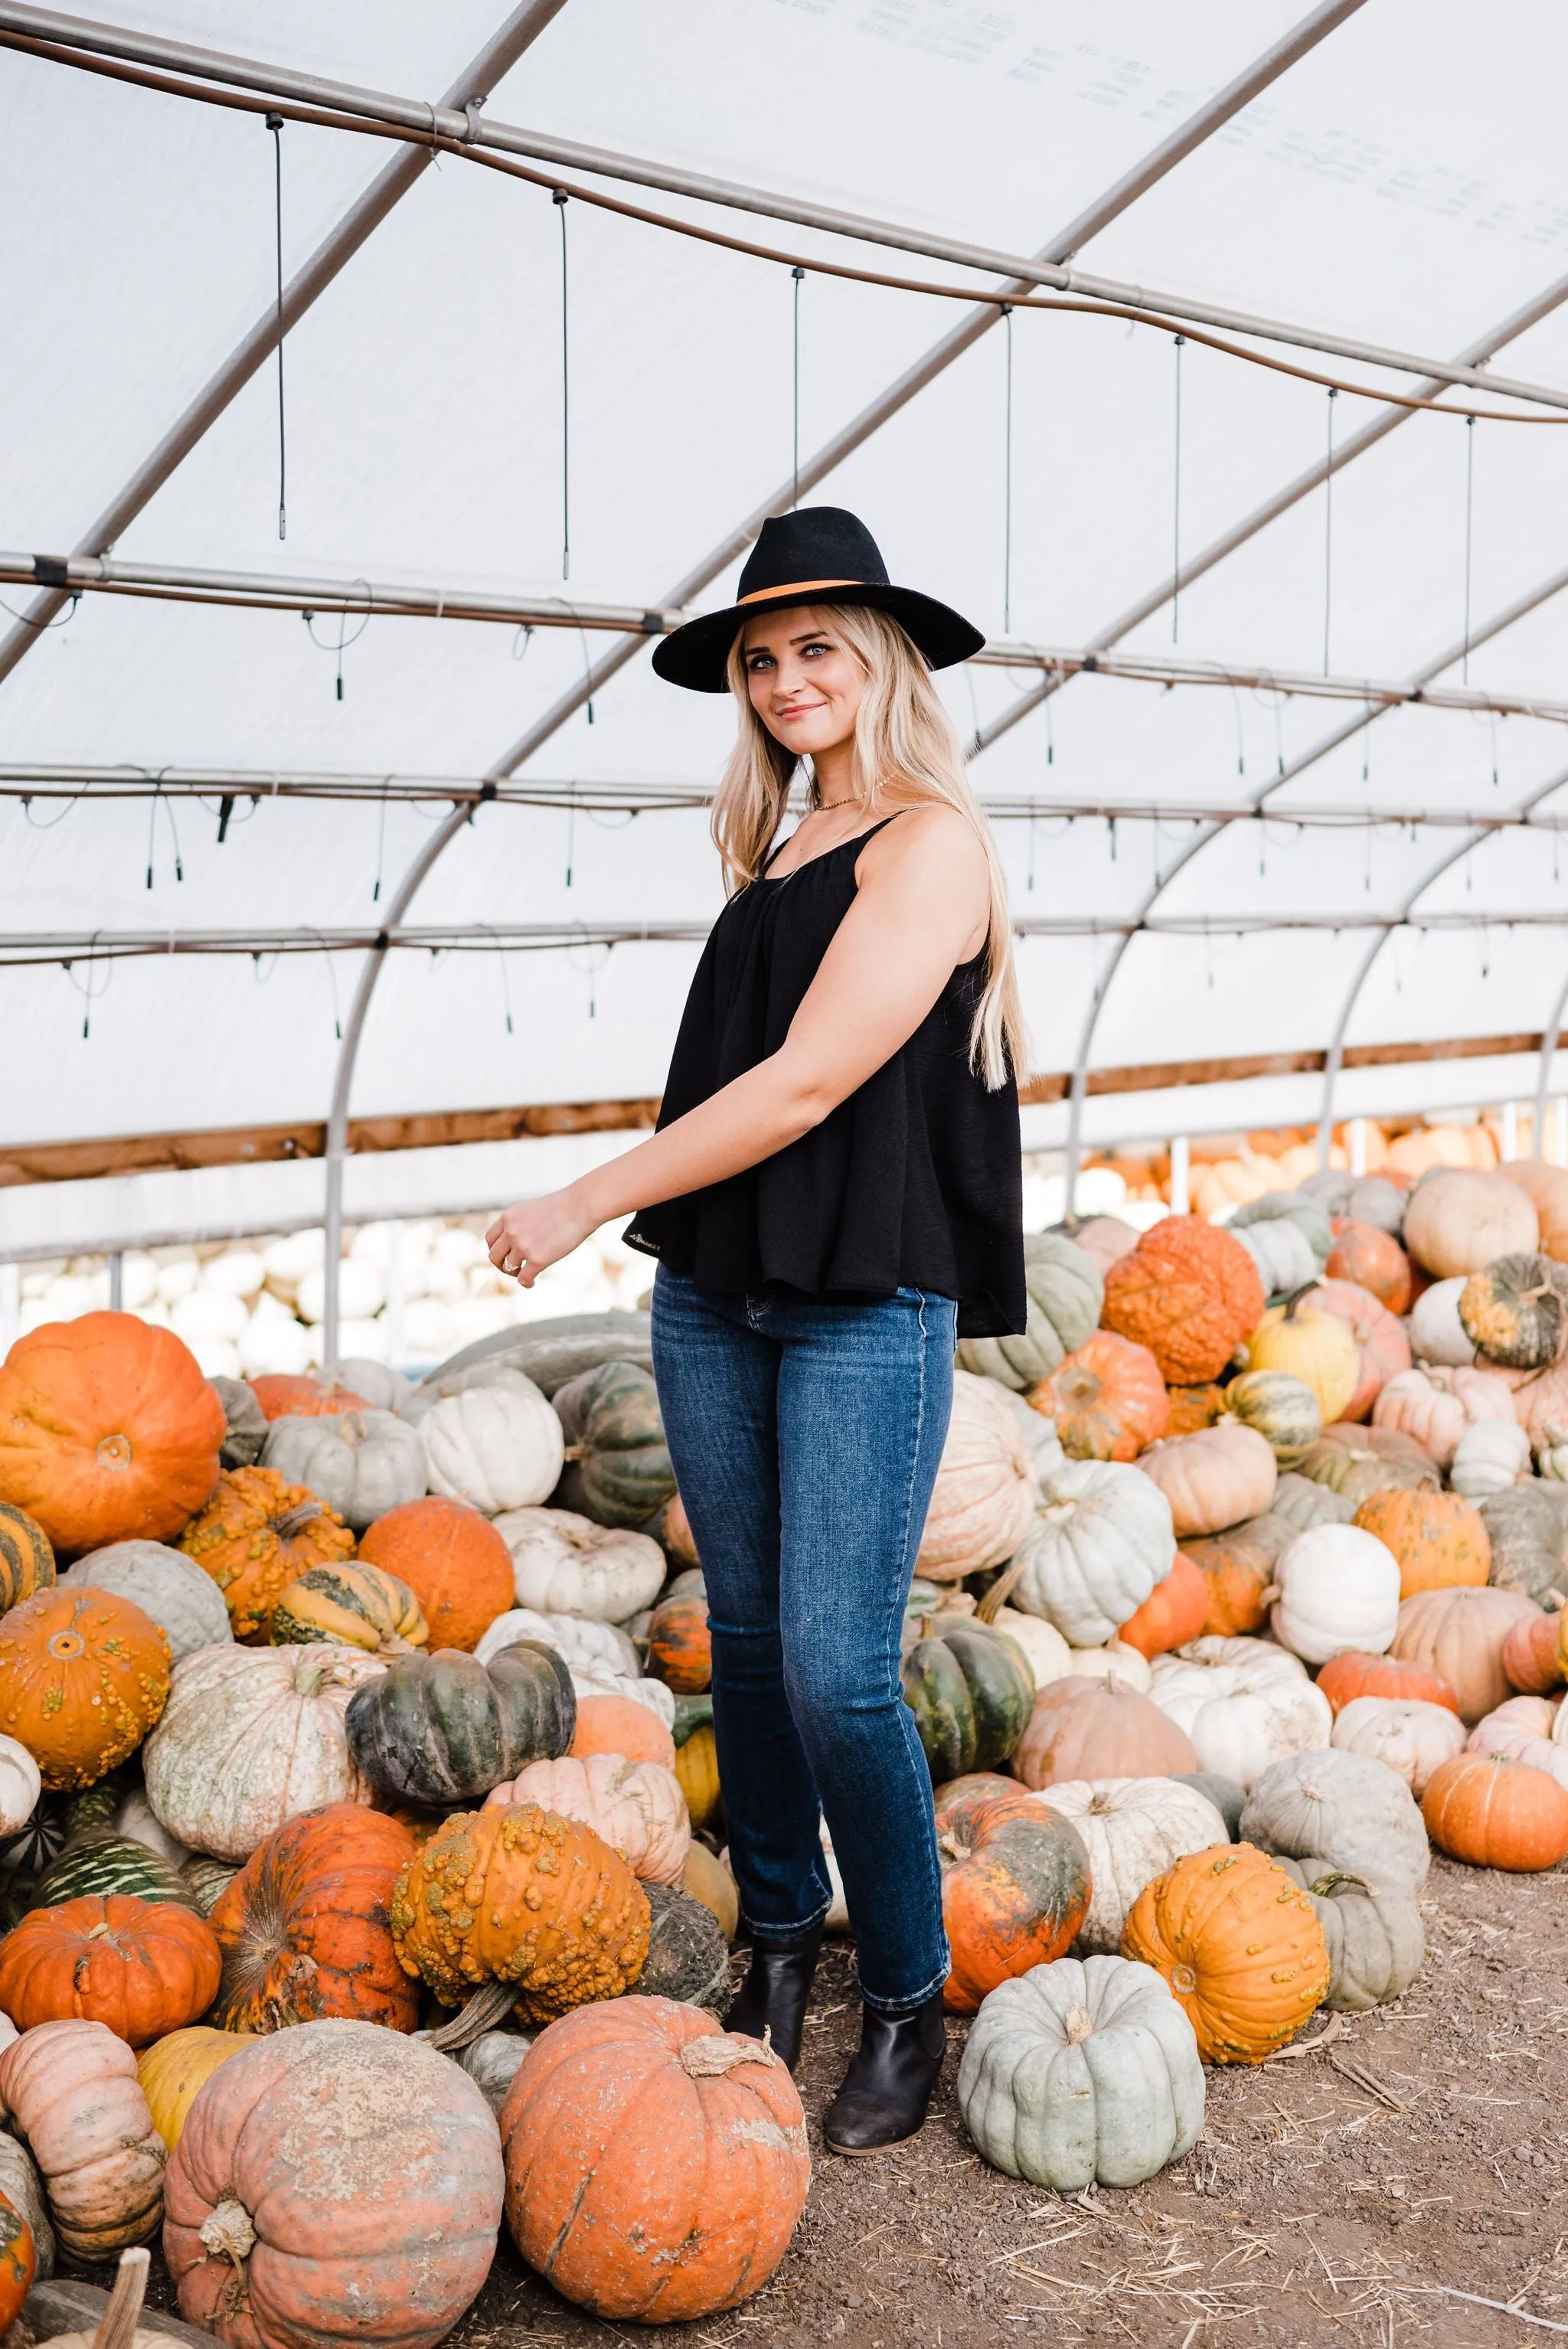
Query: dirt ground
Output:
[[140, 1852, 1568, 2347]]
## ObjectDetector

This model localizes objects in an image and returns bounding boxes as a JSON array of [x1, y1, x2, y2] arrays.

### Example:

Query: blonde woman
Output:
[[486, 508, 1026, 2152]]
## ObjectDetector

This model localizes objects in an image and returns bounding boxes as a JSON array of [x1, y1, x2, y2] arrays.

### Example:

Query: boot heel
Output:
[[823, 1991, 946, 2155]]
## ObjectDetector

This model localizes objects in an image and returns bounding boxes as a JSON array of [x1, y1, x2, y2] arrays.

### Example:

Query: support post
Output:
[[1502, 1101, 1518, 1161], [1349, 1118, 1367, 1177], [1169, 1135, 1191, 1217], [1533, 966, 1568, 1159], [107, 1251, 122, 1310]]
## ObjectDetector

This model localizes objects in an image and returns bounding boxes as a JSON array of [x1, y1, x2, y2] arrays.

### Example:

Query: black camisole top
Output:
[[624, 813, 1026, 1338]]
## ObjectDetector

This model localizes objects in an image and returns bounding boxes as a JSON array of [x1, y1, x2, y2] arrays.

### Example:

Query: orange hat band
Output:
[[735, 577, 864, 606]]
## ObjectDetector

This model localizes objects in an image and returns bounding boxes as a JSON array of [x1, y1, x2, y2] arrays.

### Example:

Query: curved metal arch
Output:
[[1054, 558, 1568, 1210], [1533, 966, 1568, 1161], [1312, 754, 1568, 1167]]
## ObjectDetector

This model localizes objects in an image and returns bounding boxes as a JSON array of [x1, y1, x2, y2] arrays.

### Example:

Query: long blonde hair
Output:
[[711, 603, 1028, 1089]]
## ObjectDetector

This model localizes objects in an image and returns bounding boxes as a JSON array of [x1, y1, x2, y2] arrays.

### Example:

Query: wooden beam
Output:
[[0, 1031, 1548, 1188]]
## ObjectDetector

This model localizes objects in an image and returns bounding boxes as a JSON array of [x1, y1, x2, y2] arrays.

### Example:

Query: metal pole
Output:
[[309, 0, 1370, 1305], [106, 1250, 122, 1309], [1534, 971, 1568, 1159], [27, 6, 1568, 417], [0, 0, 571, 691]]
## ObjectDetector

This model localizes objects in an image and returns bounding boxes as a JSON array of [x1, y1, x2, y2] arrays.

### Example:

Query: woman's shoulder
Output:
[[857, 801, 987, 880]]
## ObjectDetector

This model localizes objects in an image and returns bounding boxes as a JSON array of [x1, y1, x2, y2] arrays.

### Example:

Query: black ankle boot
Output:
[[822, 1991, 946, 2155], [724, 1925, 823, 2073]]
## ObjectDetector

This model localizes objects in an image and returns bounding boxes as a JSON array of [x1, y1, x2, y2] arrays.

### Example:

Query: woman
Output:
[[486, 506, 1026, 2153]]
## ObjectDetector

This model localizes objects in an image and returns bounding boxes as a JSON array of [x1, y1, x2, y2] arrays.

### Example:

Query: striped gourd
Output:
[[179, 1854, 239, 1917], [0, 1505, 54, 1616], [269, 1562, 428, 1655], [38, 1832, 198, 1910]]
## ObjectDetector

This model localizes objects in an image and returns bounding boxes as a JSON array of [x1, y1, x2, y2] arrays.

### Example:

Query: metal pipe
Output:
[[106, 1250, 122, 1309], [26, 5, 1568, 418], [0, 0, 570, 689], [1534, 971, 1568, 1161]]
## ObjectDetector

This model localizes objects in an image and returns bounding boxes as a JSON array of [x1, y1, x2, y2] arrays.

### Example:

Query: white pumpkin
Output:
[[989, 1606, 1073, 1687], [423, 1379, 564, 1514], [1064, 1642, 1152, 1696], [1466, 1694, 1568, 1787], [1233, 1216, 1318, 1299], [1408, 1277, 1477, 1368], [260, 1409, 426, 1531], [114, 1788, 192, 1867], [486, 1753, 689, 1885], [143, 1642, 386, 1861], [1537, 1426, 1568, 1483], [957, 1953, 1204, 2191], [1449, 1418, 1532, 1501], [1034, 1777, 1230, 1952], [475, 1606, 640, 1679], [570, 1668, 675, 1726], [1239, 1746, 1429, 1893], [1006, 1459, 1176, 1648], [820, 1821, 848, 1931], [494, 1506, 665, 1622], [1330, 1695, 1466, 1797], [318, 1355, 413, 1414], [0, 1736, 41, 1839], [57, 1540, 230, 1661], [916, 1372, 1037, 1580], [1269, 1524, 1401, 1665], [1148, 1636, 1332, 1792], [992, 1384, 1068, 1495]]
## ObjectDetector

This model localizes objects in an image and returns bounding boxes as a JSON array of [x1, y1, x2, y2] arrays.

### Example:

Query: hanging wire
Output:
[[791, 266, 805, 509], [1228, 678, 1246, 778], [266, 114, 287, 541], [1171, 335, 1185, 644], [372, 777, 390, 903], [565, 783, 576, 887], [145, 775, 182, 888], [301, 590, 372, 701], [63, 946, 112, 1041], [1001, 303, 1014, 634], [1322, 387, 1337, 675], [0, 590, 80, 631], [1462, 413, 1476, 682], [554, 189, 571, 580]]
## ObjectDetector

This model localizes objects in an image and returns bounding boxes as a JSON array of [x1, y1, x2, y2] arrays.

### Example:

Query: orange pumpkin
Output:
[[645, 1593, 712, 1693], [1009, 1679, 1197, 1789], [1390, 1586, 1542, 1723], [179, 1465, 356, 1642], [935, 1775, 1091, 2013], [0, 1586, 169, 1789], [1026, 1331, 1169, 1462], [1100, 1217, 1266, 1386], [1422, 1751, 1568, 1870], [209, 1803, 420, 2034], [1315, 1649, 1460, 1717], [165, 2020, 504, 2349], [498, 1998, 810, 2324], [1117, 1550, 1207, 1658], [0, 1501, 54, 1615], [570, 1694, 677, 1771], [389, 1805, 649, 2027], [357, 1495, 513, 1653], [0, 2190, 34, 2335], [1501, 1611, 1567, 1697], [1326, 1220, 1413, 1315], [0, 1312, 224, 1553], [1181, 1514, 1295, 1638], [1311, 1279, 1412, 1423], [1120, 1842, 1330, 2063], [1163, 1383, 1227, 1437], [0, 1893, 220, 2047], [660, 1491, 700, 1568], [248, 1374, 371, 1422], [1351, 1488, 1491, 1599], [1496, 1158, 1568, 1263]]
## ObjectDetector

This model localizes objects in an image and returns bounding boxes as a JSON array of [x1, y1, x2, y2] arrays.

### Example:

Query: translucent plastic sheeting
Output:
[[7, 0, 1568, 1158]]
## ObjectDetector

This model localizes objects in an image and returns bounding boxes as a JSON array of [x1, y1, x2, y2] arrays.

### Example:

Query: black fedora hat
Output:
[[652, 506, 985, 693]]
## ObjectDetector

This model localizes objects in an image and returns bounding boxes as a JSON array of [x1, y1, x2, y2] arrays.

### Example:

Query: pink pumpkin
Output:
[[485, 1753, 691, 1887], [1312, 1278, 1411, 1422], [1374, 1364, 1516, 1467]]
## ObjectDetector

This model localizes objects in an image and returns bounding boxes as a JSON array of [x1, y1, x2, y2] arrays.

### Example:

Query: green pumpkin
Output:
[[39, 1833, 198, 1910], [1217, 1371, 1321, 1470], [1478, 1485, 1568, 1606], [552, 1361, 677, 1528], [345, 1642, 576, 1806], [212, 1376, 269, 1470], [900, 1620, 1034, 1782], [0, 1504, 54, 1616], [671, 1694, 714, 1747], [57, 1770, 132, 1848], [1297, 1427, 1440, 1504], [1230, 1190, 1334, 1266], [420, 1311, 654, 1400], [956, 1233, 1103, 1391], [1272, 1856, 1424, 2011], [1171, 1771, 1245, 1840], [1269, 1472, 1357, 1532], [181, 1854, 240, 1917], [637, 1883, 731, 2013]]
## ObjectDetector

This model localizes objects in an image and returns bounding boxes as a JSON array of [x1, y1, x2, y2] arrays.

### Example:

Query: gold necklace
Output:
[[815, 790, 872, 812]]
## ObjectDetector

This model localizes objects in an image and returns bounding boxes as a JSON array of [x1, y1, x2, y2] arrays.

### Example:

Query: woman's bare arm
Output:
[[486, 806, 989, 1280]]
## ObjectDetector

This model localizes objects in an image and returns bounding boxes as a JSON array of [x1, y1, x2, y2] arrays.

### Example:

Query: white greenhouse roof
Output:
[[7, 0, 1568, 1221]]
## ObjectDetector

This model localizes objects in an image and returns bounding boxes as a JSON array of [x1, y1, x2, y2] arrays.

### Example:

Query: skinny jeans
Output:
[[650, 1264, 955, 2013]]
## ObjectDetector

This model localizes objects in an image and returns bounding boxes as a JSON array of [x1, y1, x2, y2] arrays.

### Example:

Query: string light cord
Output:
[[266, 112, 287, 541], [12, 31, 1567, 428]]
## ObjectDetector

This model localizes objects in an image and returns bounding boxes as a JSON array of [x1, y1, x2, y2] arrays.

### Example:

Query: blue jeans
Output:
[[650, 1266, 956, 2013]]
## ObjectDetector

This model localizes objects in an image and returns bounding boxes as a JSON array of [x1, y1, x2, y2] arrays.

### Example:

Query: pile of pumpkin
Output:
[[0, 1306, 802, 2331]]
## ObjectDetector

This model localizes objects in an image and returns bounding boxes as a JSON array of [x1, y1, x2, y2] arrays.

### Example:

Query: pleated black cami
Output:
[[624, 815, 1025, 1338]]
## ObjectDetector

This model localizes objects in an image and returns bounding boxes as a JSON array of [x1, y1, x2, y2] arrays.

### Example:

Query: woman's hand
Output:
[[485, 1185, 596, 1286]]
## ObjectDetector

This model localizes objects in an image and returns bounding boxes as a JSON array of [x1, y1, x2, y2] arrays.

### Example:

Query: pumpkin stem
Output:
[[1063, 2005, 1094, 2045], [680, 2031, 782, 2077], [426, 1977, 519, 2051], [272, 1501, 325, 1540], [975, 1546, 1032, 1624], [1282, 1282, 1321, 1322], [562, 1443, 585, 1463], [198, 2198, 256, 2267], [92, 2248, 150, 2349]]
